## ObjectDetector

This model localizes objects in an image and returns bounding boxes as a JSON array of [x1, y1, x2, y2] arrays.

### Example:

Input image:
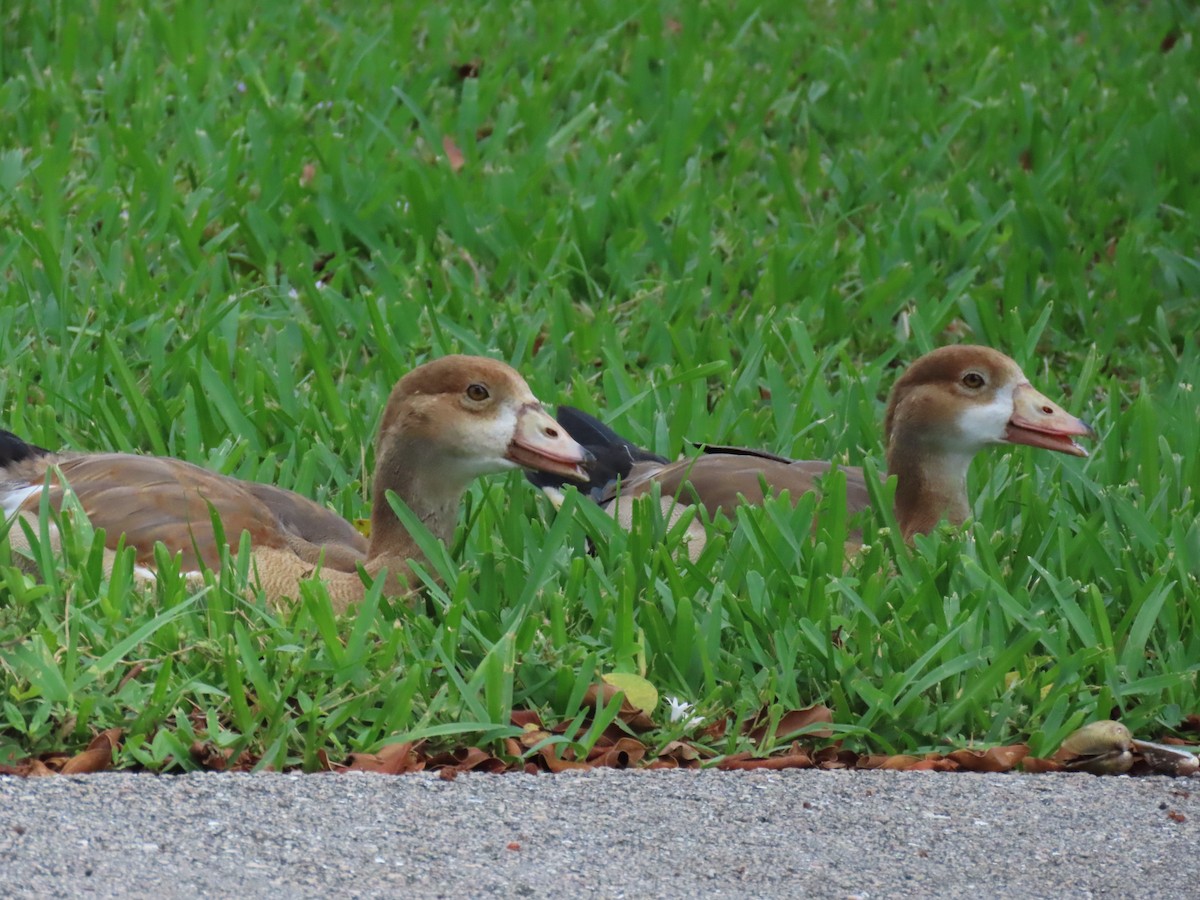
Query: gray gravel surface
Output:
[[1, 769, 1196, 898]]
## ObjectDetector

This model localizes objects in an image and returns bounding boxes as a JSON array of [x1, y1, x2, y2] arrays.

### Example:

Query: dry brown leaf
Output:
[[190, 741, 230, 771], [587, 737, 646, 769], [344, 741, 424, 775], [427, 746, 507, 774], [0, 758, 55, 777], [813, 746, 858, 769], [510, 709, 544, 729], [746, 704, 834, 745], [659, 740, 705, 764], [594, 722, 640, 746], [853, 754, 889, 770], [26, 759, 56, 777], [59, 750, 111, 776], [442, 135, 465, 172], [947, 744, 1029, 773], [538, 746, 591, 773], [228, 750, 263, 773], [39, 753, 70, 773], [61, 728, 122, 775], [857, 754, 923, 771], [582, 683, 619, 707], [511, 716, 553, 751], [519, 728, 553, 749], [718, 747, 814, 771], [892, 755, 938, 771], [582, 683, 657, 731]]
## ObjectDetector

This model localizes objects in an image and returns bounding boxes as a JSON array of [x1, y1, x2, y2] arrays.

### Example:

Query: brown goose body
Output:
[[1, 355, 590, 610], [537, 346, 1094, 545], [619, 454, 874, 524]]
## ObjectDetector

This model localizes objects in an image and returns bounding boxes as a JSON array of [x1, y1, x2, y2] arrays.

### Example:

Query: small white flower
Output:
[[665, 696, 704, 729]]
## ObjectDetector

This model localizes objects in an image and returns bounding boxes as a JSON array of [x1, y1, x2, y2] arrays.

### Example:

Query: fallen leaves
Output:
[[1, 728, 123, 777], [59, 729, 122, 774], [341, 741, 424, 776], [719, 744, 814, 771], [5, 712, 1199, 781], [744, 704, 834, 745], [583, 681, 656, 732], [189, 741, 262, 773], [948, 745, 1031, 773]]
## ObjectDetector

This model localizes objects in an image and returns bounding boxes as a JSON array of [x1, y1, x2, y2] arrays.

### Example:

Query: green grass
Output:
[[1, 0, 1198, 770]]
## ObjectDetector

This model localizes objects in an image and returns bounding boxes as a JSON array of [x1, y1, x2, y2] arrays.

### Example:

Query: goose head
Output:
[[885, 345, 1094, 460], [376, 355, 592, 492], [883, 345, 1094, 537]]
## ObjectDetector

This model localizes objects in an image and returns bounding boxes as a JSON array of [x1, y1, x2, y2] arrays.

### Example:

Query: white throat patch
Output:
[[445, 404, 520, 482], [953, 380, 1019, 451]]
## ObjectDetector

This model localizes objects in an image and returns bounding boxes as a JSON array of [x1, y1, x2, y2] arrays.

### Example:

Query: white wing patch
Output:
[[1, 484, 42, 517]]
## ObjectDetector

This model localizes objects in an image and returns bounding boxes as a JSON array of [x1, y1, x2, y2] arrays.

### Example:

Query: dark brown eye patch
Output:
[[465, 383, 490, 402], [961, 372, 985, 389]]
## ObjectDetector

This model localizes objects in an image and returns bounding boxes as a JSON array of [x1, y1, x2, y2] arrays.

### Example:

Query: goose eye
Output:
[[465, 383, 490, 402], [961, 372, 985, 389]]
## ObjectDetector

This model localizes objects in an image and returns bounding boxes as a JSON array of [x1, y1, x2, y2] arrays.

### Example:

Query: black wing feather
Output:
[[524, 406, 665, 503], [0, 430, 51, 468]]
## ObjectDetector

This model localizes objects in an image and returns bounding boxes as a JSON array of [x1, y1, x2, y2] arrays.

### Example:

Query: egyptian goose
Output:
[[530, 346, 1094, 545], [1, 355, 590, 611]]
